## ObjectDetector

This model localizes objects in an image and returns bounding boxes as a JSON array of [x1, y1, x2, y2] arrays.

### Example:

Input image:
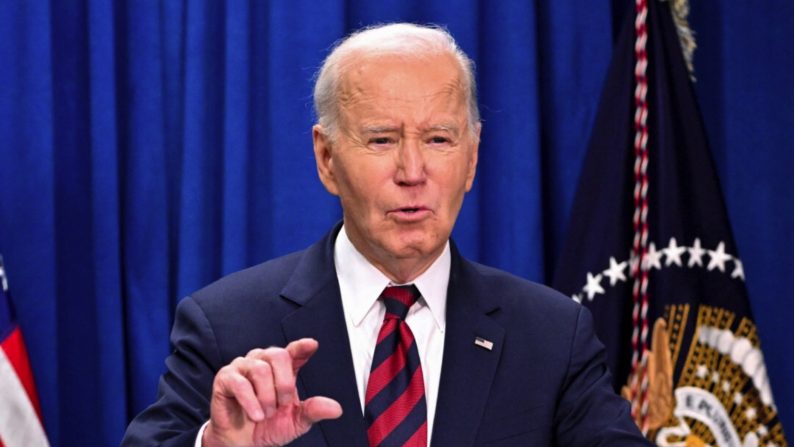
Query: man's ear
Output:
[[313, 125, 340, 196], [464, 123, 480, 192]]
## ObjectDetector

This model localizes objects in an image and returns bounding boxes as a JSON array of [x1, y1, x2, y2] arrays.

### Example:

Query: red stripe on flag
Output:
[[1, 327, 43, 420]]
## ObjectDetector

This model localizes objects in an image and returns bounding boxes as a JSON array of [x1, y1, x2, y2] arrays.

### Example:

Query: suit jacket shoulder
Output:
[[435, 252, 650, 446], [122, 232, 340, 446], [187, 250, 305, 357], [467, 259, 581, 324]]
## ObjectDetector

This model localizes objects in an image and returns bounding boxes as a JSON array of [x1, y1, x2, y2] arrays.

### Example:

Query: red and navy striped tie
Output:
[[364, 285, 427, 447]]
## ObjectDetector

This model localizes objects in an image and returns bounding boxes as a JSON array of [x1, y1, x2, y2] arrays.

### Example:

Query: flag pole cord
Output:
[[630, 0, 651, 435]]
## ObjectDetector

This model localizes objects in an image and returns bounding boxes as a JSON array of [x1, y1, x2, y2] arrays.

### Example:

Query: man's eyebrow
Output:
[[358, 124, 462, 135], [424, 124, 461, 135], [360, 125, 401, 134]]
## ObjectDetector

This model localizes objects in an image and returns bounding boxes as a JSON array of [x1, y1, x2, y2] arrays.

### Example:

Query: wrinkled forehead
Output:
[[337, 52, 468, 114]]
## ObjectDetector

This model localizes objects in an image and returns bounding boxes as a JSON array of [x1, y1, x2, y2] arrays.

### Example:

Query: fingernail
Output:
[[252, 409, 265, 421], [265, 405, 276, 418], [279, 393, 293, 404]]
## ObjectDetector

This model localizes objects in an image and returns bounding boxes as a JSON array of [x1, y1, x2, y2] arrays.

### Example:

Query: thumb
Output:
[[299, 396, 343, 426]]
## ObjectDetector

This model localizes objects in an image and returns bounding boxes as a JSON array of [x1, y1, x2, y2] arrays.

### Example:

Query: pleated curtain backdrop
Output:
[[0, 1, 791, 445]]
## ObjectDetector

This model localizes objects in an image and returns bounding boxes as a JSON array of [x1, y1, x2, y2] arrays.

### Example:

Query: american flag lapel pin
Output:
[[474, 336, 493, 351]]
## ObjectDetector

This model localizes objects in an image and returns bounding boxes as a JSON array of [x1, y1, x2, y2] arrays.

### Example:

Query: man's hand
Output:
[[203, 338, 343, 447]]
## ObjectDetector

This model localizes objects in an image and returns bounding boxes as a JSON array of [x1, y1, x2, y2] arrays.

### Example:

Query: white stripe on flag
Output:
[[0, 346, 49, 447]]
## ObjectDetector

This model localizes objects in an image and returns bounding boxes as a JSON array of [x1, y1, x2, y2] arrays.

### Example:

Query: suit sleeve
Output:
[[121, 296, 222, 447], [554, 305, 653, 446]]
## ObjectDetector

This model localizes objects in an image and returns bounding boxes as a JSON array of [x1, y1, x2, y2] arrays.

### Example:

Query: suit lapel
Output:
[[280, 225, 370, 447], [431, 245, 505, 447]]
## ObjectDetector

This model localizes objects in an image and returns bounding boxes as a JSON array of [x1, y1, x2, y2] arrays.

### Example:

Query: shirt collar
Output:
[[334, 225, 449, 331]]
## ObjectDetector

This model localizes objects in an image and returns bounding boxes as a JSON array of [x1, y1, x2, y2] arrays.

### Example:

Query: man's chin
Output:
[[385, 239, 444, 261]]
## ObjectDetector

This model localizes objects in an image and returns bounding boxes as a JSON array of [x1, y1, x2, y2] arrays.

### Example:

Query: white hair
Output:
[[313, 23, 479, 139]]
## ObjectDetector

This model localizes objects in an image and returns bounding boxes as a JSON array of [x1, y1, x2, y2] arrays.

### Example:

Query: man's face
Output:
[[313, 52, 479, 280]]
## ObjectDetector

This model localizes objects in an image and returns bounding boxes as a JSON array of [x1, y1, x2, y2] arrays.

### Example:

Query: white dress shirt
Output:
[[335, 226, 448, 445], [196, 226, 449, 446]]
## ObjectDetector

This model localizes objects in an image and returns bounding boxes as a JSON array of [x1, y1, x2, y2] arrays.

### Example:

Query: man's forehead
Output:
[[338, 52, 466, 101]]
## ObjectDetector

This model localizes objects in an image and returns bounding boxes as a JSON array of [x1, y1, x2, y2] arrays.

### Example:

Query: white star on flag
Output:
[[643, 242, 663, 271], [663, 237, 686, 266], [696, 364, 709, 379], [688, 238, 705, 267], [582, 272, 605, 300], [731, 259, 745, 280], [602, 257, 627, 286], [707, 241, 732, 272]]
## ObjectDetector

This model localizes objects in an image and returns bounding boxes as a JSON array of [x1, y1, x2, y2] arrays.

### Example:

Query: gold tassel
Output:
[[661, 0, 697, 81]]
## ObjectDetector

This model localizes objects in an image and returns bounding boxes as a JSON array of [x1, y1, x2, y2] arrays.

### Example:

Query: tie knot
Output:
[[380, 285, 420, 320]]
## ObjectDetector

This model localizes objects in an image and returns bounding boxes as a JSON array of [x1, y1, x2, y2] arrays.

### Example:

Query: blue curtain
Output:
[[0, 1, 790, 445]]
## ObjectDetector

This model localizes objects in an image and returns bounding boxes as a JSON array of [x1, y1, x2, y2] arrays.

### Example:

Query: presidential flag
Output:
[[0, 256, 49, 447], [553, 1, 786, 445]]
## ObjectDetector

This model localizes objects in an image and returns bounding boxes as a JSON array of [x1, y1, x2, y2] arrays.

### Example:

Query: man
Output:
[[123, 23, 650, 446]]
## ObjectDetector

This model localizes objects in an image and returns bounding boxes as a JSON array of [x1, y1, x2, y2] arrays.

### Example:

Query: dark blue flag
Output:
[[553, 1, 786, 445]]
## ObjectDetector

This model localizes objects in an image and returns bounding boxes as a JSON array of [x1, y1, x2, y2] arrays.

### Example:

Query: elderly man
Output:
[[123, 23, 650, 447]]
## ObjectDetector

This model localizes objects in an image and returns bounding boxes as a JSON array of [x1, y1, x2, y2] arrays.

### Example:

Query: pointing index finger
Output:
[[285, 338, 320, 373]]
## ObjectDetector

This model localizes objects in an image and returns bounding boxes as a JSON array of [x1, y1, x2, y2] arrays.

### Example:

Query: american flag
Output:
[[0, 256, 49, 447]]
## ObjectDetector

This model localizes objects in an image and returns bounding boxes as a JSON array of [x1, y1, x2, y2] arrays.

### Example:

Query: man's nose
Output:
[[394, 139, 427, 186]]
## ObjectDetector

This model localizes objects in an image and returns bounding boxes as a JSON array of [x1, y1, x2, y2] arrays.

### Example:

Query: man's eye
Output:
[[428, 136, 451, 145], [369, 137, 394, 145]]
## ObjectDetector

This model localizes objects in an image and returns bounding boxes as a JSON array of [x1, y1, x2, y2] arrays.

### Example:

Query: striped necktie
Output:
[[364, 285, 428, 447]]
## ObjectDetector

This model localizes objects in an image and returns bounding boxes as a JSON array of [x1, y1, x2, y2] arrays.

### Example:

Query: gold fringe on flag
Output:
[[661, 0, 697, 80]]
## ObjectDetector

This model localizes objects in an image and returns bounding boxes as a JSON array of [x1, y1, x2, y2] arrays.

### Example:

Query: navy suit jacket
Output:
[[122, 225, 650, 446]]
